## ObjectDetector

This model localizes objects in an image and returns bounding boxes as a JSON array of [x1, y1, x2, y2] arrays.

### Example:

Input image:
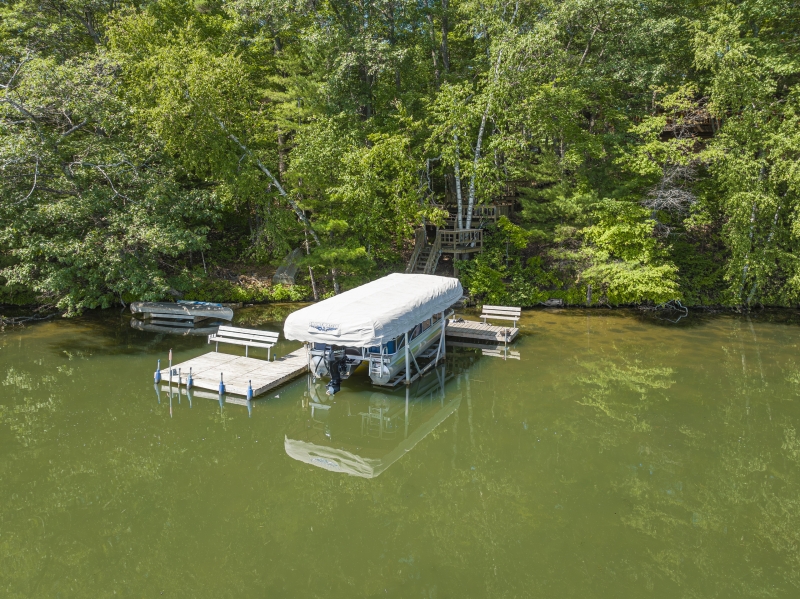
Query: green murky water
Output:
[[2, 306, 800, 597]]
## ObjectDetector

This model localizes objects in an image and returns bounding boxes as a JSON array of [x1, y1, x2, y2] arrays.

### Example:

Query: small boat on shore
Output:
[[130, 300, 234, 322], [283, 273, 462, 395]]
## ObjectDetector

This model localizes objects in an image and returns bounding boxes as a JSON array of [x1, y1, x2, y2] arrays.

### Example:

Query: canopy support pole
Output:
[[435, 312, 447, 364], [405, 386, 410, 439], [405, 331, 410, 385]]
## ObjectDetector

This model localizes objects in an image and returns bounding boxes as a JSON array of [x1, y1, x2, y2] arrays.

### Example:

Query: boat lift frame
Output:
[[379, 308, 451, 388]]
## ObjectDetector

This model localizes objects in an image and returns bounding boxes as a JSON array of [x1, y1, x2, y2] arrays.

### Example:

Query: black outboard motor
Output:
[[324, 346, 346, 396]]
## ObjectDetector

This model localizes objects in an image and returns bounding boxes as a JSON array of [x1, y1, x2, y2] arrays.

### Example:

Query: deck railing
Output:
[[443, 202, 514, 228], [438, 228, 483, 254]]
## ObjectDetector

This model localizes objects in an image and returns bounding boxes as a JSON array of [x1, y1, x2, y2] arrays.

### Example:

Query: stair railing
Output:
[[405, 227, 427, 273], [423, 230, 442, 274]]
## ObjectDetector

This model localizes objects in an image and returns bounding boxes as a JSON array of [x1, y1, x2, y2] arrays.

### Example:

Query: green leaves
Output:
[[1, 0, 799, 310]]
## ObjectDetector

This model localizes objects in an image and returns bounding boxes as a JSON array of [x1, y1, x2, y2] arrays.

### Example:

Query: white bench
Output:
[[480, 305, 521, 328], [208, 326, 279, 359]]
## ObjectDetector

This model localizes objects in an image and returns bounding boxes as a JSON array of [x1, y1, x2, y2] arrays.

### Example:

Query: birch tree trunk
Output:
[[441, 0, 450, 73], [454, 134, 463, 230], [465, 0, 519, 230]]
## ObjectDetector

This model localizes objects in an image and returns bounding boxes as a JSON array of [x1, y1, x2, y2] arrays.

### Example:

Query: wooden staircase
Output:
[[406, 228, 443, 275], [406, 199, 515, 274]]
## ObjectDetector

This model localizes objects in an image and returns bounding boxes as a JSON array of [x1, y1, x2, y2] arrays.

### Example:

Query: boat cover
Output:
[[283, 273, 462, 347]]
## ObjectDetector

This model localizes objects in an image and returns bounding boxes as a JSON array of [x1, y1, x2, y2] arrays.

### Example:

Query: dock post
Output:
[[405, 331, 410, 385], [435, 312, 446, 364], [187, 367, 193, 389], [219, 373, 225, 395], [405, 386, 409, 439], [246, 380, 253, 401], [154, 359, 161, 383]]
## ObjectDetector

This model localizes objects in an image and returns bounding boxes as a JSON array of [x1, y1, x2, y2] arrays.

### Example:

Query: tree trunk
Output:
[[465, 0, 519, 230], [209, 113, 320, 246], [277, 129, 286, 181], [454, 134, 463, 230], [427, 7, 440, 89], [304, 229, 318, 301], [738, 201, 758, 305], [746, 198, 783, 306], [441, 0, 450, 73]]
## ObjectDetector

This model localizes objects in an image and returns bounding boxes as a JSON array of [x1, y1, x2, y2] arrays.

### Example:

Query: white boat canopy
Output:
[[283, 273, 463, 347]]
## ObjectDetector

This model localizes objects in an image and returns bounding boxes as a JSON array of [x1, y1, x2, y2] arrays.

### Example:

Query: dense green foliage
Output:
[[1, 0, 799, 312]]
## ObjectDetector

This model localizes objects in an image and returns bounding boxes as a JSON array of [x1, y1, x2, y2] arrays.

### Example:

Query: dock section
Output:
[[445, 319, 519, 343], [160, 347, 307, 397]]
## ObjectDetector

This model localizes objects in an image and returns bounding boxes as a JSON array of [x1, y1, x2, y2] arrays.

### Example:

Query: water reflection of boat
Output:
[[130, 300, 234, 322], [285, 365, 461, 478], [130, 318, 223, 336], [130, 300, 233, 336]]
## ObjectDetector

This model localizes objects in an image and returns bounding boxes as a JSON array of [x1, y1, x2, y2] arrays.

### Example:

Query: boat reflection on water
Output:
[[285, 364, 461, 478], [131, 317, 224, 336]]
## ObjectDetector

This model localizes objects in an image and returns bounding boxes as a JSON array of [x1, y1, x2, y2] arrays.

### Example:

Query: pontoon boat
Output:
[[283, 273, 462, 394]]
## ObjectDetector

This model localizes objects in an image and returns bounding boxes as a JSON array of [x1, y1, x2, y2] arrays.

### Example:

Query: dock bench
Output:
[[208, 326, 279, 359], [480, 305, 521, 328]]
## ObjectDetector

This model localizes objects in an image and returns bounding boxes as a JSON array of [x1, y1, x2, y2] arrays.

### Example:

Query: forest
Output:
[[1, 0, 799, 314]]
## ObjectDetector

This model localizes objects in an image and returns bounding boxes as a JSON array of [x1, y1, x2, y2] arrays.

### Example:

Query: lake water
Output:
[[2, 306, 800, 597]]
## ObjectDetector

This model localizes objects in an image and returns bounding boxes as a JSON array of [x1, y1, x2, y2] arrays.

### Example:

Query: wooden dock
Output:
[[160, 347, 307, 397], [445, 319, 519, 343]]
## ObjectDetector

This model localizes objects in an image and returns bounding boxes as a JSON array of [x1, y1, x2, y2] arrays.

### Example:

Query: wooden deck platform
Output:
[[159, 348, 307, 397], [445, 319, 519, 343]]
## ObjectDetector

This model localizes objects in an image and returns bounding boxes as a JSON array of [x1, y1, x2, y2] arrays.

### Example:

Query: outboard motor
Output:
[[324, 346, 346, 396]]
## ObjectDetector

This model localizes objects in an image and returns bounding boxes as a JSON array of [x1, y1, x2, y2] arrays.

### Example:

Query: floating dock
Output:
[[160, 347, 307, 397], [445, 319, 519, 343]]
